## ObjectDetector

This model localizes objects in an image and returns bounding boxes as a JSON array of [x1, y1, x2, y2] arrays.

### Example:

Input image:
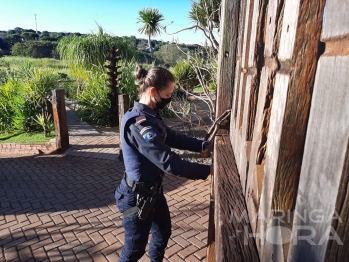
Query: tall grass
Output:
[[0, 56, 68, 73]]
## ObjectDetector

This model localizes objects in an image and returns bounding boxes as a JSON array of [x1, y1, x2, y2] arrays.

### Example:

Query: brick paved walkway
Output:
[[0, 107, 211, 261]]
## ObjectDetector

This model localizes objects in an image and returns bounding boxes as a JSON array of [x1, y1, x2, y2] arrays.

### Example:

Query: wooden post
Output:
[[118, 94, 129, 161], [288, 0, 349, 260], [52, 89, 69, 153]]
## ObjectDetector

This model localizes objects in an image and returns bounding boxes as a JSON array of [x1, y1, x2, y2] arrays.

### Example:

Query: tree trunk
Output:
[[148, 34, 153, 59]]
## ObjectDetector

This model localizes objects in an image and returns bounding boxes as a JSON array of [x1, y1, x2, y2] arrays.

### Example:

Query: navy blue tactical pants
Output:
[[115, 179, 171, 262]]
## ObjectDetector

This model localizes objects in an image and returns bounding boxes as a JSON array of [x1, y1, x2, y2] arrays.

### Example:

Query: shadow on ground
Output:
[[0, 154, 201, 216]]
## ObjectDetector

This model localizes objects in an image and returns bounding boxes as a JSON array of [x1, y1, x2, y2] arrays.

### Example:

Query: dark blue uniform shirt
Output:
[[121, 101, 210, 182]]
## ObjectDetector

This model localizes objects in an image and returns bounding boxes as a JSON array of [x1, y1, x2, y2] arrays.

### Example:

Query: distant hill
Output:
[[0, 27, 202, 54]]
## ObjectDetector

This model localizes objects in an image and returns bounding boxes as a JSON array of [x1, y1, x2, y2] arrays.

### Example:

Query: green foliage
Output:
[[0, 131, 55, 143], [0, 49, 4, 58], [0, 62, 60, 135], [118, 60, 139, 105], [154, 45, 189, 67], [0, 56, 68, 73], [57, 26, 139, 72], [20, 32, 39, 41], [189, 0, 220, 29], [137, 8, 164, 37], [4, 34, 21, 46], [170, 59, 199, 92], [137, 8, 164, 57], [0, 79, 19, 132], [75, 71, 110, 125], [0, 38, 8, 50], [34, 113, 54, 136], [11, 41, 57, 58]]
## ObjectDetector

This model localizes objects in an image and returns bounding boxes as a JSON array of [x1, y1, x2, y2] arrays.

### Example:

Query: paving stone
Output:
[[0, 106, 210, 261]]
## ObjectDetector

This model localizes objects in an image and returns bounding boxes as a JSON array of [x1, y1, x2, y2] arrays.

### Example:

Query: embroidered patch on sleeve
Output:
[[135, 116, 147, 124], [140, 126, 157, 143]]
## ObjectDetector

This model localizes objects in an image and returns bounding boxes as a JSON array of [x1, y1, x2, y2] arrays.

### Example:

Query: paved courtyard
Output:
[[0, 107, 211, 261]]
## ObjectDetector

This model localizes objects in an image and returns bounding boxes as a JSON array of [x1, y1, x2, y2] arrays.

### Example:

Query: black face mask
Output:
[[155, 90, 171, 110]]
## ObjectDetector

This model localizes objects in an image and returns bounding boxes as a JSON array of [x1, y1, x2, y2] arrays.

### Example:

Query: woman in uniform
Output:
[[114, 65, 213, 262]]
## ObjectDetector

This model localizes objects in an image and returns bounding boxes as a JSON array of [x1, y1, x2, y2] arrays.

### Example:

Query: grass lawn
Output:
[[0, 56, 69, 75], [0, 131, 55, 143]]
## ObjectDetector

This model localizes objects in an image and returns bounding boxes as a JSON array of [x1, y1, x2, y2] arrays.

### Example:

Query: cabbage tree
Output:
[[137, 8, 164, 58]]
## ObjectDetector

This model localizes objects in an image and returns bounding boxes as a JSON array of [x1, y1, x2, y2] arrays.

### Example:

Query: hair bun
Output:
[[134, 65, 148, 86]]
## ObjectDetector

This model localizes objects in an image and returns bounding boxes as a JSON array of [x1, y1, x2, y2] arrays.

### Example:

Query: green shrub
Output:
[[154, 44, 189, 67], [170, 59, 198, 92], [118, 60, 139, 106], [11, 41, 58, 58], [76, 71, 110, 126], [0, 79, 18, 133]]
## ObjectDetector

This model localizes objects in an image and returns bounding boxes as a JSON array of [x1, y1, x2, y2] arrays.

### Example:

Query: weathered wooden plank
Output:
[[237, 0, 247, 58], [216, 0, 241, 118], [272, 0, 325, 212], [287, 55, 349, 262], [245, 66, 270, 234], [214, 135, 260, 262], [322, 0, 349, 39], [325, 139, 349, 261], [278, 0, 300, 60], [52, 89, 69, 153], [264, 0, 279, 57], [241, 0, 252, 69], [258, 73, 289, 250], [247, 0, 261, 66]]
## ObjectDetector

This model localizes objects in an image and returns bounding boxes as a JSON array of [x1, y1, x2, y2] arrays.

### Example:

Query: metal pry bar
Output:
[[204, 109, 231, 143]]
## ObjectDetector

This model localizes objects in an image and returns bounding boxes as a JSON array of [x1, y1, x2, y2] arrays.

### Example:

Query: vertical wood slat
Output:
[[289, 1, 349, 260], [212, 0, 260, 260], [287, 55, 349, 262], [216, 0, 241, 118], [256, 0, 325, 260], [214, 135, 260, 262], [271, 0, 326, 211], [52, 89, 69, 153]]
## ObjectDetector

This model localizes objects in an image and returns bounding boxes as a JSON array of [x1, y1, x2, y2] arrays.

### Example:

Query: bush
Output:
[[0, 63, 62, 135], [154, 44, 189, 67], [118, 60, 139, 106], [76, 71, 110, 126], [11, 41, 57, 58], [170, 59, 199, 92]]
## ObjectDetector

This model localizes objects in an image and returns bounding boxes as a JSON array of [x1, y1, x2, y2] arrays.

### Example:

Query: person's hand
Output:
[[210, 164, 214, 176], [206, 140, 214, 152]]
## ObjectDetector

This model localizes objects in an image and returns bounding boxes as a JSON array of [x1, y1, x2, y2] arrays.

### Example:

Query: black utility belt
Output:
[[124, 173, 163, 190], [123, 173, 164, 220]]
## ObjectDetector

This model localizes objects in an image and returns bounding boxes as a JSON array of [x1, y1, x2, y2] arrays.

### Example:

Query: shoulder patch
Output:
[[141, 127, 157, 143], [135, 116, 147, 124]]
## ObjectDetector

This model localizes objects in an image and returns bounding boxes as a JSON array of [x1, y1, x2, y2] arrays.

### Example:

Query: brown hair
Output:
[[134, 65, 175, 98]]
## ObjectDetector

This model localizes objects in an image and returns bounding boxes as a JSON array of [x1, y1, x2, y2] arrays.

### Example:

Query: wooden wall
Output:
[[212, 0, 349, 261]]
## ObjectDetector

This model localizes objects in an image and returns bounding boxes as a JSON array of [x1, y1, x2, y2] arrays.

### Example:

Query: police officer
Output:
[[114, 65, 213, 262]]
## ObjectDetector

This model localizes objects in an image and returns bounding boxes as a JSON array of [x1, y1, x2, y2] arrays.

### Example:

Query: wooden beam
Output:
[[287, 55, 349, 262], [52, 89, 69, 153], [271, 0, 326, 212], [216, 0, 241, 118], [214, 135, 260, 261], [288, 0, 349, 260]]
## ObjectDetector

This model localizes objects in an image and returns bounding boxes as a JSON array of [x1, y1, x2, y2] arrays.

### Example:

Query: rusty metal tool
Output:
[[201, 109, 231, 158]]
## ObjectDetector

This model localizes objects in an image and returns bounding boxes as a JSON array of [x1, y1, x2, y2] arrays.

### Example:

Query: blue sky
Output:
[[0, 0, 208, 45]]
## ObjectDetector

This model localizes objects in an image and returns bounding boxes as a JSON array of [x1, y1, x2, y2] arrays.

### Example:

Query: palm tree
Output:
[[137, 8, 164, 59]]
